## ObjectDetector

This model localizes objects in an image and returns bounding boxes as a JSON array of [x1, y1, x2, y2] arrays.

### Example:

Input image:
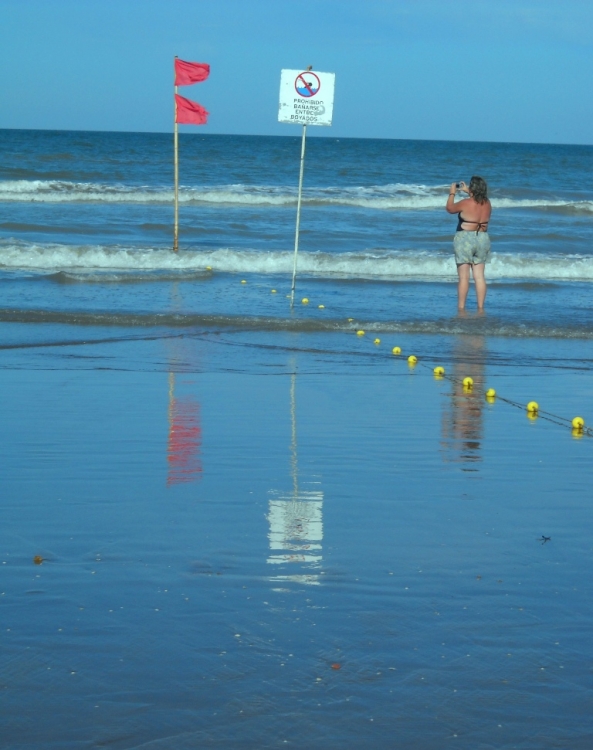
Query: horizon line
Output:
[[0, 126, 590, 149]]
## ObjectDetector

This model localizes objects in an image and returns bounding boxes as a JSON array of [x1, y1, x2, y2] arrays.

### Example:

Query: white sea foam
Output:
[[2, 241, 593, 281], [1, 179, 591, 213]]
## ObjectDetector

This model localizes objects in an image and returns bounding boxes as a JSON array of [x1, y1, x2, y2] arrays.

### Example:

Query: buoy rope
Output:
[[496, 396, 578, 430], [197, 327, 592, 439], [406, 350, 592, 438]]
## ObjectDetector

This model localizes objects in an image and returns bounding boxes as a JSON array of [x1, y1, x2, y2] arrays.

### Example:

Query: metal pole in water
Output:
[[290, 123, 307, 307], [173, 57, 179, 252]]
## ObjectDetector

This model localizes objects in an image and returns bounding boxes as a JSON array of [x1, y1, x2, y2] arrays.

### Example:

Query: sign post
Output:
[[278, 68, 335, 306]]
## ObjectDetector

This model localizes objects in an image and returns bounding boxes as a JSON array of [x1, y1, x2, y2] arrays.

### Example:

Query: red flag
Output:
[[175, 59, 210, 86], [175, 94, 209, 125]]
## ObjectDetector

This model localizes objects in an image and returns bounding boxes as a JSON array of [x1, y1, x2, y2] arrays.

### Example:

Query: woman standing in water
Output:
[[446, 176, 492, 310]]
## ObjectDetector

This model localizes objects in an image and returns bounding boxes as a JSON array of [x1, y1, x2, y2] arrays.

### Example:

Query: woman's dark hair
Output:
[[469, 175, 488, 204]]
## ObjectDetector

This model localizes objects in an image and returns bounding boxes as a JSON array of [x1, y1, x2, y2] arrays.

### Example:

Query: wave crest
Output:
[[1, 180, 591, 213], [2, 241, 593, 281]]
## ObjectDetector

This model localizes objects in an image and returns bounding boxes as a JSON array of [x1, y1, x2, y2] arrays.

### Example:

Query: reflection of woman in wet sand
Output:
[[446, 176, 492, 311], [441, 335, 486, 467]]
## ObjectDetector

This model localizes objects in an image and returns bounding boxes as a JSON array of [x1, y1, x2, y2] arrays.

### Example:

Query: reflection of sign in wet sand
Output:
[[266, 370, 323, 585], [268, 488, 323, 565], [167, 372, 202, 486]]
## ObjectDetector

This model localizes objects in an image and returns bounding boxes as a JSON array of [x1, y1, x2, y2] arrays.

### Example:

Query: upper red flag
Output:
[[175, 59, 210, 86], [175, 94, 209, 125]]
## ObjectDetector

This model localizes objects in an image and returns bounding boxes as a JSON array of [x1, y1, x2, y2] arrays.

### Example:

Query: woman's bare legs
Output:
[[456, 263, 470, 310], [472, 263, 487, 310], [456, 263, 487, 310]]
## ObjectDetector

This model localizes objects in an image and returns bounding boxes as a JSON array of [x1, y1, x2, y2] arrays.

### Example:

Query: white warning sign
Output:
[[278, 69, 335, 127]]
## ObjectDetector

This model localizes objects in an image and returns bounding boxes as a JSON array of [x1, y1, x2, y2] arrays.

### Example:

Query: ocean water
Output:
[[2, 130, 593, 750], [1, 130, 592, 341]]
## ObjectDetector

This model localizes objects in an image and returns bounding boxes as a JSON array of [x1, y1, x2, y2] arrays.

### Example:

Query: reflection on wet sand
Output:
[[166, 374, 202, 486], [165, 283, 203, 486], [441, 329, 486, 470], [267, 368, 323, 585]]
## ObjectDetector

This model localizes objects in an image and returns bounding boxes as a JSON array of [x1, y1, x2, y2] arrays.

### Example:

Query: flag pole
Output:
[[290, 123, 307, 308], [173, 56, 179, 253]]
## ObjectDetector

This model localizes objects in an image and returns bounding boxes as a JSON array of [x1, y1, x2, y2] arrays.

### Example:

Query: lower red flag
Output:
[[175, 94, 209, 125]]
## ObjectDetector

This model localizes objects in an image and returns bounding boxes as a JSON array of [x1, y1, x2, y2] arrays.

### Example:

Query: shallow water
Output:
[[1, 131, 593, 343]]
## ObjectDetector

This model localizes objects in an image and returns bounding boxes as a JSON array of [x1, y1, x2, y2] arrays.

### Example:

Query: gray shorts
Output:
[[453, 231, 491, 265]]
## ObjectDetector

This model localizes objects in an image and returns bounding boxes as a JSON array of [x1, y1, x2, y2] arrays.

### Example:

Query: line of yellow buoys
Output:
[[379, 332, 588, 438], [233, 273, 589, 438]]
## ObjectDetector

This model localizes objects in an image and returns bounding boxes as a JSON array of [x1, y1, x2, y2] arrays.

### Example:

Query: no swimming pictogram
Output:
[[295, 71, 321, 98], [278, 69, 335, 127]]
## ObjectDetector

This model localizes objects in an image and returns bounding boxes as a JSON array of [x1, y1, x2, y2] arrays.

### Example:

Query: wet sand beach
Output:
[[2, 325, 593, 749]]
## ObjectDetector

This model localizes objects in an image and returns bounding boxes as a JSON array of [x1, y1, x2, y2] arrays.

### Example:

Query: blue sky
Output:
[[1, 0, 592, 144]]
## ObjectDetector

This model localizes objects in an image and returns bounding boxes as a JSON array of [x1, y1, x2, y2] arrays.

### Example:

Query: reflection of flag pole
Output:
[[290, 123, 307, 308], [167, 372, 203, 485], [168, 370, 175, 422]]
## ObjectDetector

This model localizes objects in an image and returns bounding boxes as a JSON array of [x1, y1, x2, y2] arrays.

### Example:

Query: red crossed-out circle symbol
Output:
[[295, 72, 321, 98]]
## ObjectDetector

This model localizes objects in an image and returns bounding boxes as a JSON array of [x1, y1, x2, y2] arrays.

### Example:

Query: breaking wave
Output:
[[2, 241, 593, 282], [1, 180, 592, 213]]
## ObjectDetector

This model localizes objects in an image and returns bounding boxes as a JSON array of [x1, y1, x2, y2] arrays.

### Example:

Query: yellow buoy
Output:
[[356, 330, 365, 336], [206, 266, 212, 271], [318, 304, 325, 309], [572, 416, 585, 431], [271, 289, 277, 293], [392, 346, 401, 355], [485, 388, 496, 398], [301, 298, 309, 304], [463, 377, 474, 388], [374, 338, 381, 345], [347, 318, 354, 322], [433, 366, 445, 377], [408, 355, 417, 365], [241, 279, 247, 284], [527, 401, 539, 414]]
